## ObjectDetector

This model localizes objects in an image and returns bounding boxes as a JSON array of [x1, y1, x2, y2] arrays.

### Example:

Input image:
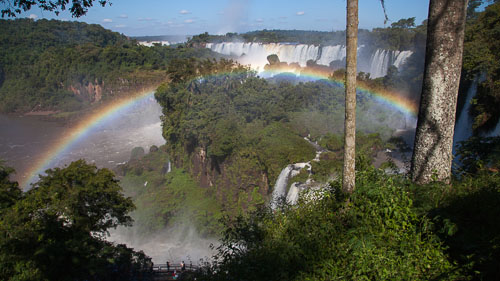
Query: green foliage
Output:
[[0, 161, 21, 214], [0, 160, 152, 281], [0, 0, 110, 18], [409, 171, 500, 280], [194, 169, 462, 281], [463, 2, 500, 132], [390, 17, 416, 29], [119, 147, 224, 237], [455, 136, 500, 174], [130, 146, 145, 161], [155, 59, 405, 219], [0, 19, 216, 113], [190, 23, 425, 51]]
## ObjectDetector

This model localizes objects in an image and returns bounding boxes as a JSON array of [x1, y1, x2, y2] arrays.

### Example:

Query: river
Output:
[[0, 94, 165, 187]]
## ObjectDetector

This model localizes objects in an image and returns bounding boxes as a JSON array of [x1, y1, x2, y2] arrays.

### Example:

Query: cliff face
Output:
[[69, 80, 103, 103], [174, 146, 270, 208], [67, 72, 166, 104]]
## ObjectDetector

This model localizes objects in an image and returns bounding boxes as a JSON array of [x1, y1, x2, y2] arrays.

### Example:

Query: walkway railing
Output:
[[151, 263, 199, 274]]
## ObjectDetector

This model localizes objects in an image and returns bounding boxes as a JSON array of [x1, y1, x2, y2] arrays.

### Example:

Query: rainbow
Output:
[[22, 89, 157, 189], [260, 67, 418, 117], [22, 68, 418, 189]]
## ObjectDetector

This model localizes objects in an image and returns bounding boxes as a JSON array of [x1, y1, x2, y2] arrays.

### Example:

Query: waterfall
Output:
[[368, 49, 391, 78], [367, 49, 414, 78], [453, 75, 500, 155], [453, 79, 478, 151], [393, 50, 413, 69], [286, 183, 301, 205], [206, 42, 412, 77], [270, 138, 324, 209], [167, 160, 171, 173], [317, 45, 346, 66], [270, 165, 293, 209]]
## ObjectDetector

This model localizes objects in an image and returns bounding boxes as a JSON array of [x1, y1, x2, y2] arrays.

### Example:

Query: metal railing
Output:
[[151, 263, 199, 274]]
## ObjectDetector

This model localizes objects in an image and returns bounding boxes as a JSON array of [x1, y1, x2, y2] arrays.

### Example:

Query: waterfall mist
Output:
[[108, 221, 218, 265], [206, 42, 413, 78]]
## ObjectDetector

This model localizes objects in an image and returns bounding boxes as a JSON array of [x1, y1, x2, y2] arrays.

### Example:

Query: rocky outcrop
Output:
[[69, 80, 103, 103], [174, 146, 270, 206], [68, 73, 166, 105]]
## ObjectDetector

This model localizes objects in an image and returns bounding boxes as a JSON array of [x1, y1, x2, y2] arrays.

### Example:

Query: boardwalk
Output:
[[151, 263, 199, 280]]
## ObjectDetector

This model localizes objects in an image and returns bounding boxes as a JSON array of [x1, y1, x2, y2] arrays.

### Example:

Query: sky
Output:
[[13, 0, 431, 36]]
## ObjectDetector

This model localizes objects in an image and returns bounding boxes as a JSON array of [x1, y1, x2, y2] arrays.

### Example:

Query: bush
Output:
[[194, 169, 461, 281]]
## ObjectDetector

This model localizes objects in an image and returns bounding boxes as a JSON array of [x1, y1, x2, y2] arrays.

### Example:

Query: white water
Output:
[[0, 95, 165, 186], [271, 137, 326, 209], [286, 182, 302, 205], [166, 160, 172, 173], [206, 42, 413, 78], [368, 49, 413, 78], [109, 225, 217, 264], [453, 79, 478, 149], [270, 165, 294, 209], [316, 45, 346, 66], [393, 50, 413, 69], [453, 76, 500, 155], [206, 42, 320, 70]]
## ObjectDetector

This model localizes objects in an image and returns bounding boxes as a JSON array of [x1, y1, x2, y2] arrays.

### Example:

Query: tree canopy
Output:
[[0, 160, 151, 281], [0, 0, 109, 18]]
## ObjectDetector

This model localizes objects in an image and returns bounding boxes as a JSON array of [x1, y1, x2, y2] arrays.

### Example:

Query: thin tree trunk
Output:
[[342, 0, 358, 193], [411, 0, 468, 184]]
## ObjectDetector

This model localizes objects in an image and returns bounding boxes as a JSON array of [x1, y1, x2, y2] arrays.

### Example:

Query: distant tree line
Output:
[[0, 19, 215, 113], [188, 19, 427, 51]]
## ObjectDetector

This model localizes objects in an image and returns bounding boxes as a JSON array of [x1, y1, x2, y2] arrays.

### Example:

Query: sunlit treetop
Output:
[[0, 0, 110, 18]]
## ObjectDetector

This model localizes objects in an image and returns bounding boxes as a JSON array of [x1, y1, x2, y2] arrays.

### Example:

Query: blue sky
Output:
[[15, 0, 430, 36]]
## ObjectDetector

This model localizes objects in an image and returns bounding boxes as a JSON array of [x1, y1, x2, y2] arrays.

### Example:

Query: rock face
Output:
[[68, 74, 166, 105], [69, 80, 103, 103], [173, 146, 270, 206]]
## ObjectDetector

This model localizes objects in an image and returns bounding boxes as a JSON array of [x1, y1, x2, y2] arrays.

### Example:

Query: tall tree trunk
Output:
[[342, 0, 358, 193], [411, 0, 468, 184]]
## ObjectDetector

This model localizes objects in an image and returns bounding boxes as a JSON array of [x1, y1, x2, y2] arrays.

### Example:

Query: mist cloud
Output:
[[217, 0, 250, 34]]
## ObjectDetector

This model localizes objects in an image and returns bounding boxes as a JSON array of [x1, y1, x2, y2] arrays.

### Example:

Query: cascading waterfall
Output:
[[206, 42, 412, 77], [368, 49, 391, 78], [206, 42, 320, 69], [368, 49, 414, 78], [453, 79, 479, 150], [453, 75, 500, 156], [270, 163, 312, 209], [270, 165, 294, 209], [316, 45, 346, 66], [270, 138, 326, 209], [393, 50, 413, 69]]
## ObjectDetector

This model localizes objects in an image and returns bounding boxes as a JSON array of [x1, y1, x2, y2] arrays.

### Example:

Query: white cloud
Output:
[[138, 17, 154, 21], [29, 14, 38, 19], [296, 11, 305, 16], [184, 19, 194, 23], [119, 14, 128, 18], [180, 9, 191, 15], [256, 18, 264, 23], [115, 24, 126, 28], [102, 18, 113, 23]]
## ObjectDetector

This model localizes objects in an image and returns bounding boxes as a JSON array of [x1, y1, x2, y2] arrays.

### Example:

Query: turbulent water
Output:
[[0, 96, 165, 185], [206, 42, 413, 78], [108, 225, 217, 264]]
